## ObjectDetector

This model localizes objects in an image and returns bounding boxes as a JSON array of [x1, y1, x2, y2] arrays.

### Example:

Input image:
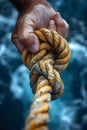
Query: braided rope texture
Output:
[[22, 28, 71, 130]]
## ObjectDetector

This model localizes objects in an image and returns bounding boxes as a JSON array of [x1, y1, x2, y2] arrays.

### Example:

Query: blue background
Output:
[[0, 0, 87, 130]]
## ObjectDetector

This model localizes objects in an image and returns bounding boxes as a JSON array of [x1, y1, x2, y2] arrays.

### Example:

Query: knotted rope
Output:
[[22, 28, 71, 130]]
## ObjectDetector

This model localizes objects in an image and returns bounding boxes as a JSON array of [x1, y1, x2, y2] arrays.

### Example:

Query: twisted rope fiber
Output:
[[22, 28, 71, 130]]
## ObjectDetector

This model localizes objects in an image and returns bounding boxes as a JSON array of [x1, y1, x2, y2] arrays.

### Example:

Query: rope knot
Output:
[[22, 28, 71, 100], [22, 28, 71, 130]]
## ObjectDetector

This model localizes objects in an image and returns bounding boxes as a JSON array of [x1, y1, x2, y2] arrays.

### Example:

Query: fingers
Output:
[[12, 15, 40, 53], [20, 32, 40, 53], [53, 13, 69, 38], [12, 9, 69, 54], [48, 20, 56, 30], [11, 24, 23, 53], [17, 16, 40, 53]]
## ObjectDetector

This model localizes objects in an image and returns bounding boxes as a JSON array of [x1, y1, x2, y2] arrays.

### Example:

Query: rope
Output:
[[22, 28, 71, 130]]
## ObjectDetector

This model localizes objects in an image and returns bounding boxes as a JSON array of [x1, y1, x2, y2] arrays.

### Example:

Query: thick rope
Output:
[[22, 28, 71, 130]]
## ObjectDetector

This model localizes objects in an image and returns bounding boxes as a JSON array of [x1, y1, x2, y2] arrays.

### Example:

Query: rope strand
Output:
[[22, 28, 71, 130]]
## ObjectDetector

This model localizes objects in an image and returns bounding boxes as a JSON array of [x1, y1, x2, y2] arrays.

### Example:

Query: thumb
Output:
[[18, 18, 39, 53]]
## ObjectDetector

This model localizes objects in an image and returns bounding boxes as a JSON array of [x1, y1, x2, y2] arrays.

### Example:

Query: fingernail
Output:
[[50, 20, 55, 25], [49, 20, 55, 28], [48, 20, 56, 30], [27, 33, 39, 53], [54, 13, 61, 19], [28, 42, 39, 53]]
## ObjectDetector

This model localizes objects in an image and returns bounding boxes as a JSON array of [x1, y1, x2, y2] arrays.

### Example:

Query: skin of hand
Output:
[[12, 1, 69, 53]]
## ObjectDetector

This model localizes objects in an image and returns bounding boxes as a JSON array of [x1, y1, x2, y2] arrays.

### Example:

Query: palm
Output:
[[22, 4, 55, 30], [12, 4, 69, 53]]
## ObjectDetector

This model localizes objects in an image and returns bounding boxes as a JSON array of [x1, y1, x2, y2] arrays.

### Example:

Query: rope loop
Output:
[[22, 28, 71, 130]]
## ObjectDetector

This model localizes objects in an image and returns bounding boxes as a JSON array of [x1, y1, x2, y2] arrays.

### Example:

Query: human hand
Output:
[[12, 1, 69, 53]]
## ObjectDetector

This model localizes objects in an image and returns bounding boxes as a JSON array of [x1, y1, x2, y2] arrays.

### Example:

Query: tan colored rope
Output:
[[22, 28, 71, 130]]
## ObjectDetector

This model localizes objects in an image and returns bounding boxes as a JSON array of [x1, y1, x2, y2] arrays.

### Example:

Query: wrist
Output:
[[22, 0, 50, 12], [10, 0, 50, 12], [26, 0, 50, 6]]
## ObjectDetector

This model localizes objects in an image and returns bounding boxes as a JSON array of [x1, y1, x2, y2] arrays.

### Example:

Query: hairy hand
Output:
[[12, 3, 69, 53]]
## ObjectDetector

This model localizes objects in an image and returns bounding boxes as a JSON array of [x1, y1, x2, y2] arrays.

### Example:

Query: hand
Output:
[[12, 2, 69, 53]]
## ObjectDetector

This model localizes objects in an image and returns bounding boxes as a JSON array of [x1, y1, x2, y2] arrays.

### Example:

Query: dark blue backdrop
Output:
[[0, 0, 87, 130]]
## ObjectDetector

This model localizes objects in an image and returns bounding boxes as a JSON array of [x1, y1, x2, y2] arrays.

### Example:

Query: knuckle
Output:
[[57, 12, 61, 17], [63, 19, 69, 29], [19, 33, 27, 44], [11, 32, 15, 43]]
